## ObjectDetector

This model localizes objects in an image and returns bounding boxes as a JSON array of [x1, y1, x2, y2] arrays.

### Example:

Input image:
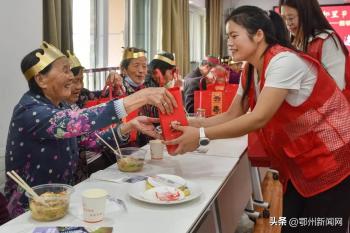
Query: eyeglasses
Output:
[[283, 15, 297, 23]]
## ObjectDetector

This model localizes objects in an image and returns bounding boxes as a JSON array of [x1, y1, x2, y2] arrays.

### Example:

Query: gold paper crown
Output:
[[24, 41, 65, 80], [153, 54, 176, 66], [122, 48, 146, 60], [66, 50, 83, 69]]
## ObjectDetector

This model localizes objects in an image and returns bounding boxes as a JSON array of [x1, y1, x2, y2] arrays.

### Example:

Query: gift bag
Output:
[[159, 87, 188, 154], [247, 131, 271, 167], [84, 83, 125, 108], [194, 80, 238, 117], [84, 83, 126, 133]]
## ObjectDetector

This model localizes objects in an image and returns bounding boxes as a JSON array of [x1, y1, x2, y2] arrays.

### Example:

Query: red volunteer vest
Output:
[[243, 45, 350, 197], [308, 33, 350, 101]]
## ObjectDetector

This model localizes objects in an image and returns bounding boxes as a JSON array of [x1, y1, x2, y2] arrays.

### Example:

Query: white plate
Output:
[[128, 180, 202, 205], [147, 174, 186, 188]]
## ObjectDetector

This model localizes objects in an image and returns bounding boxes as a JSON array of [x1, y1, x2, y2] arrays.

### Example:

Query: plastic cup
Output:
[[186, 113, 197, 121], [196, 108, 206, 118], [150, 139, 164, 160], [82, 188, 108, 223]]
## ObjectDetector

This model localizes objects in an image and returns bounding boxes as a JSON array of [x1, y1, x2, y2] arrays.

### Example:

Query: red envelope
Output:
[[159, 87, 188, 154]]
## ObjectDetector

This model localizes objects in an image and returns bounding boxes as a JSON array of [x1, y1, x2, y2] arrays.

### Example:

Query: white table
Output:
[[0, 136, 250, 233]]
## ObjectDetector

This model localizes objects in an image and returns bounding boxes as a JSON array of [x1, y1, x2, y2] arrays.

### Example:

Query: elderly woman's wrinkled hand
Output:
[[163, 124, 199, 155], [130, 116, 162, 139], [106, 71, 122, 86], [144, 87, 178, 115], [106, 71, 125, 94]]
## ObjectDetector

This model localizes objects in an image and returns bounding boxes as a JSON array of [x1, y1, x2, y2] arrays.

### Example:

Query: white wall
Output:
[[0, 0, 42, 189]]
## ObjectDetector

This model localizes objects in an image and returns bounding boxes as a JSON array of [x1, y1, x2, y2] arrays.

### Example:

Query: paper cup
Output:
[[150, 139, 164, 160], [82, 188, 108, 223]]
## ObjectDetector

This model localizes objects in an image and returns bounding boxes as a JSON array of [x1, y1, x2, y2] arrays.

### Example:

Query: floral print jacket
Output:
[[5, 91, 124, 217]]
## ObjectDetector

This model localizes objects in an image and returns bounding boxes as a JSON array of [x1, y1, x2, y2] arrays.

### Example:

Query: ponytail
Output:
[[241, 64, 254, 106], [267, 10, 293, 49], [225, 5, 295, 106]]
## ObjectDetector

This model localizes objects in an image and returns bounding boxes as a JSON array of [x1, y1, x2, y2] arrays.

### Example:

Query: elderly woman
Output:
[[118, 47, 148, 95], [65, 51, 160, 176], [107, 50, 179, 147], [5, 42, 177, 217], [66, 51, 123, 109]]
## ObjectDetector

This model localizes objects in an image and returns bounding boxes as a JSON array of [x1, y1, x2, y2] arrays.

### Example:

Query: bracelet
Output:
[[116, 124, 130, 142]]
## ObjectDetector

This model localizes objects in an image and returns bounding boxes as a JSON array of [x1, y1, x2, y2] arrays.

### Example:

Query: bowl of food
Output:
[[116, 147, 146, 172], [25, 183, 74, 221]]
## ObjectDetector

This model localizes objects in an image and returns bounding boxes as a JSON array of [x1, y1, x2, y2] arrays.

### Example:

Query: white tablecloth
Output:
[[0, 136, 248, 233]]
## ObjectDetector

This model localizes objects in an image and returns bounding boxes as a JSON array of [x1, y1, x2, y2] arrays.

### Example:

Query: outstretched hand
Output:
[[142, 87, 178, 114], [130, 116, 162, 139]]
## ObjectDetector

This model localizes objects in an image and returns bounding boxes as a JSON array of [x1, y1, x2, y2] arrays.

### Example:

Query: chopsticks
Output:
[[95, 128, 123, 160], [95, 133, 119, 155], [110, 126, 123, 157], [6, 170, 48, 206]]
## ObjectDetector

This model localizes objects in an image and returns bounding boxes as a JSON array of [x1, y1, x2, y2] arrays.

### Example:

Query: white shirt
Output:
[[315, 32, 346, 90], [237, 51, 317, 106]]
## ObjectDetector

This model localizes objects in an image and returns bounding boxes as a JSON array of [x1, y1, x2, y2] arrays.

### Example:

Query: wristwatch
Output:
[[199, 127, 210, 146]]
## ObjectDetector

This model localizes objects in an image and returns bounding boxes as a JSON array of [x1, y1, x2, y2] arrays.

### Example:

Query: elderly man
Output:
[[183, 56, 220, 113]]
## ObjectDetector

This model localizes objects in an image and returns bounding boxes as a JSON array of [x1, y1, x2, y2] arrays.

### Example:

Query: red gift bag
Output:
[[194, 79, 238, 117], [84, 83, 126, 133], [159, 87, 188, 154], [84, 83, 125, 108], [247, 131, 271, 167]]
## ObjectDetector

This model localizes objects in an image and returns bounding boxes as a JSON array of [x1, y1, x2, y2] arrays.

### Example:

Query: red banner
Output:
[[322, 5, 350, 52]]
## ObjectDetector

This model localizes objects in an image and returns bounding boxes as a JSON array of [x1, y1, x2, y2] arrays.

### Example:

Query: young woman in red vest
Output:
[[166, 6, 350, 233], [279, 0, 350, 101]]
